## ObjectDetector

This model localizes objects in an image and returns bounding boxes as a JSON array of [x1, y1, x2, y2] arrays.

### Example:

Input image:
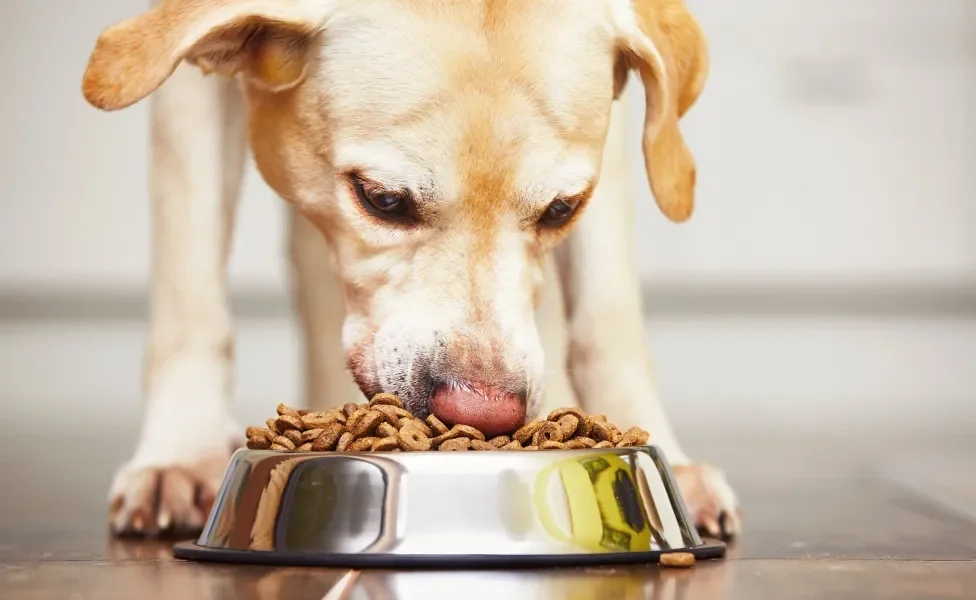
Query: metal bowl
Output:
[[173, 445, 725, 568]]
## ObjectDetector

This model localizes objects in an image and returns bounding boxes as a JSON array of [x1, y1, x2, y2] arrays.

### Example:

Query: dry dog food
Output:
[[245, 395, 649, 453], [659, 552, 696, 568]]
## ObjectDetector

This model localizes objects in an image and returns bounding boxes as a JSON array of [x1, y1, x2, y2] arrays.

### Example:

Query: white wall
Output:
[[0, 0, 973, 433], [633, 0, 976, 282]]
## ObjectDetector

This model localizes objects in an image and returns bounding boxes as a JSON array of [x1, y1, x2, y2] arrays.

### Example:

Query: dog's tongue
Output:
[[428, 383, 526, 437]]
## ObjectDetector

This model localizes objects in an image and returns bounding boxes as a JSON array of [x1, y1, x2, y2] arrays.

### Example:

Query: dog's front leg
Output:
[[108, 64, 247, 536], [287, 207, 363, 411], [555, 98, 740, 539]]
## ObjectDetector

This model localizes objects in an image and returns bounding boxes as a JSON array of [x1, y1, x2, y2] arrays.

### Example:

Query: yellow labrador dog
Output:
[[83, 0, 739, 538]]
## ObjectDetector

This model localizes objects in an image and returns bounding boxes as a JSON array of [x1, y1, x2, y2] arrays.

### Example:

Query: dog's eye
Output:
[[350, 175, 414, 223], [538, 198, 579, 226]]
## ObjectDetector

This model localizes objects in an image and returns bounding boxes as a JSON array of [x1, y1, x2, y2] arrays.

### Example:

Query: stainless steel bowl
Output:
[[173, 445, 725, 567]]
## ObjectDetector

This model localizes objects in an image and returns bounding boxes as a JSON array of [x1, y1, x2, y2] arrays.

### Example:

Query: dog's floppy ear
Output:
[[82, 0, 334, 111], [612, 0, 708, 222]]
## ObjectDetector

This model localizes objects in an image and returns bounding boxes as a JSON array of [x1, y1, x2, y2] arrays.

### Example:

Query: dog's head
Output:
[[83, 0, 707, 435]]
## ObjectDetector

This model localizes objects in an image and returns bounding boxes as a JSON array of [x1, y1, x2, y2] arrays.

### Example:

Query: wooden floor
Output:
[[1, 425, 974, 600]]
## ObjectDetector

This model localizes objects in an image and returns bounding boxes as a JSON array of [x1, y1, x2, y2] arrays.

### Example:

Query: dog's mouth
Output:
[[426, 380, 526, 437]]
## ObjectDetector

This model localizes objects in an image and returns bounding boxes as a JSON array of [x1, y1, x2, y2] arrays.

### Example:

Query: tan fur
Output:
[[82, 0, 323, 110], [82, 0, 739, 540], [619, 0, 708, 222]]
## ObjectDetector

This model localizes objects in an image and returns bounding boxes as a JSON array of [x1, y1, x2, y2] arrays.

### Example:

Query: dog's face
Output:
[[83, 0, 706, 435]]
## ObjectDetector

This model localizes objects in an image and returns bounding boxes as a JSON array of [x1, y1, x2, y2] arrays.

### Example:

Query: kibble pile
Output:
[[246, 394, 649, 452]]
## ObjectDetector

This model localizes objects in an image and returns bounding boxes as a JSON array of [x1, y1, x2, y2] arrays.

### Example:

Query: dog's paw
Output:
[[672, 463, 741, 540], [108, 444, 237, 537]]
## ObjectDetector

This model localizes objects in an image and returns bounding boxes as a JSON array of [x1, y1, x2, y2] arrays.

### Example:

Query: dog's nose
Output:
[[428, 381, 526, 437]]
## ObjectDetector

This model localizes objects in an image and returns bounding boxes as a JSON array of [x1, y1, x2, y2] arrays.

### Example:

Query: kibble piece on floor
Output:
[[660, 552, 696, 568]]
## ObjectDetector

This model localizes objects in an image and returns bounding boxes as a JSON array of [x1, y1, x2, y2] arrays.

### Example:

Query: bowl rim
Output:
[[172, 539, 726, 568]]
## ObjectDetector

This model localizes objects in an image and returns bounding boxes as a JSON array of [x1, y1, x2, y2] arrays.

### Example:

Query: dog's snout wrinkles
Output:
[[428, 381, 526, 437]]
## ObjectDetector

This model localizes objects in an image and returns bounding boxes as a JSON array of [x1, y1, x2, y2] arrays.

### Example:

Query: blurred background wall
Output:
[[0, 0, 973, 435]]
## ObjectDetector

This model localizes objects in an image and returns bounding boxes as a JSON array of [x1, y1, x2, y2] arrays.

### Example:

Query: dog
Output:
[[82, 0, 740, 539]]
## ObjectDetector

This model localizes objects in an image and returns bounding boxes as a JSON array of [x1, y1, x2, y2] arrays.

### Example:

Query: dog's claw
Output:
[[108, 450, 231, 538], [701, 514, 721, 539], [672, 463, 741, 541], [130, 513, 146, 534]]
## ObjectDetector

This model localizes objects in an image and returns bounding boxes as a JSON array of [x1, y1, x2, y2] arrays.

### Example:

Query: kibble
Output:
[[348, 436, 379, 452], [312, 423, 345, 451], [372, 437, 400, 452], [659, 552, 696, 568], [368, 393, 404, 408], [488, 435, 511, 448], [397, 427, 432, 451], [439, 437, 471, 451], [277, 403, 300, 418], [245, 398, 650, 454], [399, 418, 432, 437], [275, 414, 302, 432], [376, 422, 399, 438], [532, 422, 564, 446], [426, 414, 449, 435], [301, 412, 338, 430], [335, 431, 355, 452], [301, 428, 324, 444], [247, 435, 271, 450], [272, 435, 296, 450]]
